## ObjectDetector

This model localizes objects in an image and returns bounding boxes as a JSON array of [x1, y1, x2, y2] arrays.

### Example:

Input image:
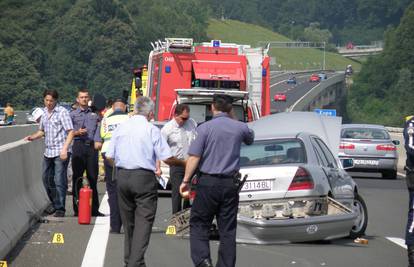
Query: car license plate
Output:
[[242, 180, 272, 192], [354, 159, 379, 166]]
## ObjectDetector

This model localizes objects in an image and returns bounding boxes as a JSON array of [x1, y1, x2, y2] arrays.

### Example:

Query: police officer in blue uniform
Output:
[[180, 94, 254, 267], [404, 116, 414, 266], [70, 88, 103, 216]]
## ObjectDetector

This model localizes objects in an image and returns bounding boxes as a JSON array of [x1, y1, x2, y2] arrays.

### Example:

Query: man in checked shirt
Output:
[[26, 89, 74, 217]]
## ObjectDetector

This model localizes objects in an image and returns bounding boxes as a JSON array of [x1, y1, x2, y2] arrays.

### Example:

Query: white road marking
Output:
[[386, 237, 407, 249], [81, 193, 110, 267]]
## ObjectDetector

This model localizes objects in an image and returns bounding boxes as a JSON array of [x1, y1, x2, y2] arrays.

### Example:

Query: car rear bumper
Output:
[[237, 212, 357, 244], [339, 156, 397, 171]]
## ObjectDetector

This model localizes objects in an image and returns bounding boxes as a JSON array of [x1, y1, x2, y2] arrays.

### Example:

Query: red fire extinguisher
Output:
[[78, 177, 92, 225]]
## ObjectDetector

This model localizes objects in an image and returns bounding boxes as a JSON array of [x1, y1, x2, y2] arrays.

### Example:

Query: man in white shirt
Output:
[[161, 104, 197, 214]]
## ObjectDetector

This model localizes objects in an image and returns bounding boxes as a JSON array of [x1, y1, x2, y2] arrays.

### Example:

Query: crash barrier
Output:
[[0, 139, 48, 259], [290, 73, 345, 112], [0, 124, 38, 146]]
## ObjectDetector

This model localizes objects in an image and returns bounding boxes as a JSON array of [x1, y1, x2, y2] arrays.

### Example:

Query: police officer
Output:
[[70, 88, 103, 217], [180, 94, 254, 267], [98, 97, 129, 233], [404, 115, 414, 266]]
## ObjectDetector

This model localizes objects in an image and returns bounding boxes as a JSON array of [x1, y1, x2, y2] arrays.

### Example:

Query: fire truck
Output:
[[143, 38, 271, 122]]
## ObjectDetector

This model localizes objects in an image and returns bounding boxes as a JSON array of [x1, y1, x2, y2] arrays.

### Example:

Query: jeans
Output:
[[42, 155, 70, 211]]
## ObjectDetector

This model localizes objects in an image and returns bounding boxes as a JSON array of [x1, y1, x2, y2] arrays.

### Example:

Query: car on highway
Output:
[[236, 112, 367, 244], [338, 124, 399, 179], [286, 76, 297, 84], [318, 73, 328, 80], [309, 74, 321, 82], [273, 93, 287, 102]]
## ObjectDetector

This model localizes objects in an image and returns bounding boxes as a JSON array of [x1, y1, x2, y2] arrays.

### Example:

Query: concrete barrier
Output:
[[0, 124, 38, 146], [0, 139, 48, 259]]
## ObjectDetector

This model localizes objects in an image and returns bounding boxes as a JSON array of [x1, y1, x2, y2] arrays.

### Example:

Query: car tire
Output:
[[382, 170, 397, 179], [349, 193, 368, 239]]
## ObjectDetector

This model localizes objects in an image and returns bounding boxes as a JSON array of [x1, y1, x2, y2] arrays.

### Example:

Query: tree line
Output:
[[346, 2, 414, 126]]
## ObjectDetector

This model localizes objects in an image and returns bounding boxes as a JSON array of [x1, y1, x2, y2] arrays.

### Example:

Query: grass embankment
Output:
[[207, 19, 360, 71]]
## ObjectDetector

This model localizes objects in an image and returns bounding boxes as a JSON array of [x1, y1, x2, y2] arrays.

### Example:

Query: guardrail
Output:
[[0, 138, 48, 259]]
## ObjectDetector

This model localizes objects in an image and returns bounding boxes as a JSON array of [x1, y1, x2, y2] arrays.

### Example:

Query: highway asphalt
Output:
[[4, 73, 408, 267]]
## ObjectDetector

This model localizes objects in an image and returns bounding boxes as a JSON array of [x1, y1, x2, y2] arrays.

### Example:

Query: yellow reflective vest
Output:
[[100, 111, 129, 154]]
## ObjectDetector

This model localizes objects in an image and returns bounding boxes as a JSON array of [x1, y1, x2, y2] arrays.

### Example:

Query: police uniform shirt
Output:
[[106, 115, 172, 171], [188, 112, 254, 175], [161, 117, 197, 159], [70, 107, 101, 142]]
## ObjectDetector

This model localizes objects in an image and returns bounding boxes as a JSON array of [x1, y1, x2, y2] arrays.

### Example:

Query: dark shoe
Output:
[[54, 210, 65, 217], [92, 211, 105, 217], [196, 258, 213, 267], [109, 228, 121, 234], [44, 205, 56, 215], [408, 245, 414, 267]]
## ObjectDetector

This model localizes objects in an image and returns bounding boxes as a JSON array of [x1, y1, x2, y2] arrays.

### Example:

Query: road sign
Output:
[[314, 109, 336, 116]]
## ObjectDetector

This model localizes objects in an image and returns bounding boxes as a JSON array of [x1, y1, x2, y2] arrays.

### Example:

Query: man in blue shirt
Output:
[[180, 94, 254, 267], [106, 96, 185, 267], [70, 88, 103, 217]]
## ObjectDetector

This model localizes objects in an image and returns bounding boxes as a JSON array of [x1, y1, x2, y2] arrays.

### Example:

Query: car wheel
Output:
[[382, 170, 397, 179], [349, 193, 368, 239]]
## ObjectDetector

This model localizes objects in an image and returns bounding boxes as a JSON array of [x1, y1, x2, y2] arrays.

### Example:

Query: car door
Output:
[[311, 137, 354, 200]]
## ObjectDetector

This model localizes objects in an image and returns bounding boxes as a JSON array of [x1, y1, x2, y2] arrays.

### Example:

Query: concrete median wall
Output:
[[0, 124, 38, 146], [0, 139, 48, 259]]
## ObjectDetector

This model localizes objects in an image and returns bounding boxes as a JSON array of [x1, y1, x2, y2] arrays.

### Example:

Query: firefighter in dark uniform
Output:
[[70, 88, 104, 217], [404, 115, 414, 266], [180, 94, 255, 267]]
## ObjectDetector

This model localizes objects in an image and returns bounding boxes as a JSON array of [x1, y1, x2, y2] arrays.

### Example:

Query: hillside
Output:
[[208, 19, 360, 71]]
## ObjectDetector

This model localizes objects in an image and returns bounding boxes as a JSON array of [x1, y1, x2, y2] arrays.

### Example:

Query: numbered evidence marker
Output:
[[0, 261, 8, 267], [52, 233, 65, 244], [165, 225, 176, 235]]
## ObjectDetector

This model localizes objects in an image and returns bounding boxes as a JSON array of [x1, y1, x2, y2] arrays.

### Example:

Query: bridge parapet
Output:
[[0, 139, 48, 259], [290, 73, 345, 112]]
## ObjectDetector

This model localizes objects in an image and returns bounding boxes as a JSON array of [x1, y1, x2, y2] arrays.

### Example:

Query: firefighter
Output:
[[98, 97, 129, 233], [180, 94, 254, 267], [404, 115, 414, 266]]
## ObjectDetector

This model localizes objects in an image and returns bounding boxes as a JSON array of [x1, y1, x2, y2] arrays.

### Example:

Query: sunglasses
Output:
[[180, 116, 189, 121]]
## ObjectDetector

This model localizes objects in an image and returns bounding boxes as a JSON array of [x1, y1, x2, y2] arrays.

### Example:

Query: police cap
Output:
[[113, 97, 127, 104]]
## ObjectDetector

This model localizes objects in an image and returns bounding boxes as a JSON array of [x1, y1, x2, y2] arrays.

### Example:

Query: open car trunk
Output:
[[175, 88, 259, 123], [168, 196, 356, 244]]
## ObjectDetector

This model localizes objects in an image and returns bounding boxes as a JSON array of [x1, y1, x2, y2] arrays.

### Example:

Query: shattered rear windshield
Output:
[[240, 139, 306, 167]]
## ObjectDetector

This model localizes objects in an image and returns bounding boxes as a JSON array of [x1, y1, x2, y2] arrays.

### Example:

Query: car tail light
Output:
[[288, 167, 314, 191], [339, 143, 355, 149], [376, 144, 396, 151]]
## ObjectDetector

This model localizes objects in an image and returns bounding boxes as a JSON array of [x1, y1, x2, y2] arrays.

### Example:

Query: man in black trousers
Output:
[[70, 88, 103, 217]]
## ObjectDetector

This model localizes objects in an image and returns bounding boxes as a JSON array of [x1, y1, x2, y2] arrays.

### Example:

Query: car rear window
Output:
[[341, 128, 390, 140], [240, 139, 306, 167]]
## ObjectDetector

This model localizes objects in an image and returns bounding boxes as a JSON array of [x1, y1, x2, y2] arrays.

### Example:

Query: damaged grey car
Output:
[[237, 112, 368, 244]]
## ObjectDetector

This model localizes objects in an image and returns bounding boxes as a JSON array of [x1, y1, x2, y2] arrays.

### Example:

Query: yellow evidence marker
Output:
[[165, 225, 176, 235], [0, 261, 8, 267], [52, 233, 65, 244]]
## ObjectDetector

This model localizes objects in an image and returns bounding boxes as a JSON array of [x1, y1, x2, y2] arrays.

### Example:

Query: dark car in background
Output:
[[338, 124, 399, 179]]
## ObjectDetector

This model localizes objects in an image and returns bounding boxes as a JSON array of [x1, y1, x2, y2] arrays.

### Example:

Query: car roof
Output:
[[341, 124, 386, 130], [249, 112, 342, 155]]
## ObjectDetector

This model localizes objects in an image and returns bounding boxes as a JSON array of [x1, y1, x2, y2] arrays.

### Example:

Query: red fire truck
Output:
[[144, 38, 271, 122]]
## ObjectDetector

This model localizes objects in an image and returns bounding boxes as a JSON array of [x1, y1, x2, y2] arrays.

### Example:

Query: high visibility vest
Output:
[[100, 112, 129, 154]]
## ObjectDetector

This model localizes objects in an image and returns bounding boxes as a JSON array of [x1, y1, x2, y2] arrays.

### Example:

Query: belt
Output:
[[74, 139, 93, 146], [117, 167, 153, 173], [200, 172, 234, 179]]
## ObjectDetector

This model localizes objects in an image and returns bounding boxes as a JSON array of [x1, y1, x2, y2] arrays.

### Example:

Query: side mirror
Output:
[[340, 158, 354, 170], [392, 140, 400, 145]]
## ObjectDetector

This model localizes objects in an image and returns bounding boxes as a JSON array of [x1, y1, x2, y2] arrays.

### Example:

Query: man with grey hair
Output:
[[106, 96, 186, 267]]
